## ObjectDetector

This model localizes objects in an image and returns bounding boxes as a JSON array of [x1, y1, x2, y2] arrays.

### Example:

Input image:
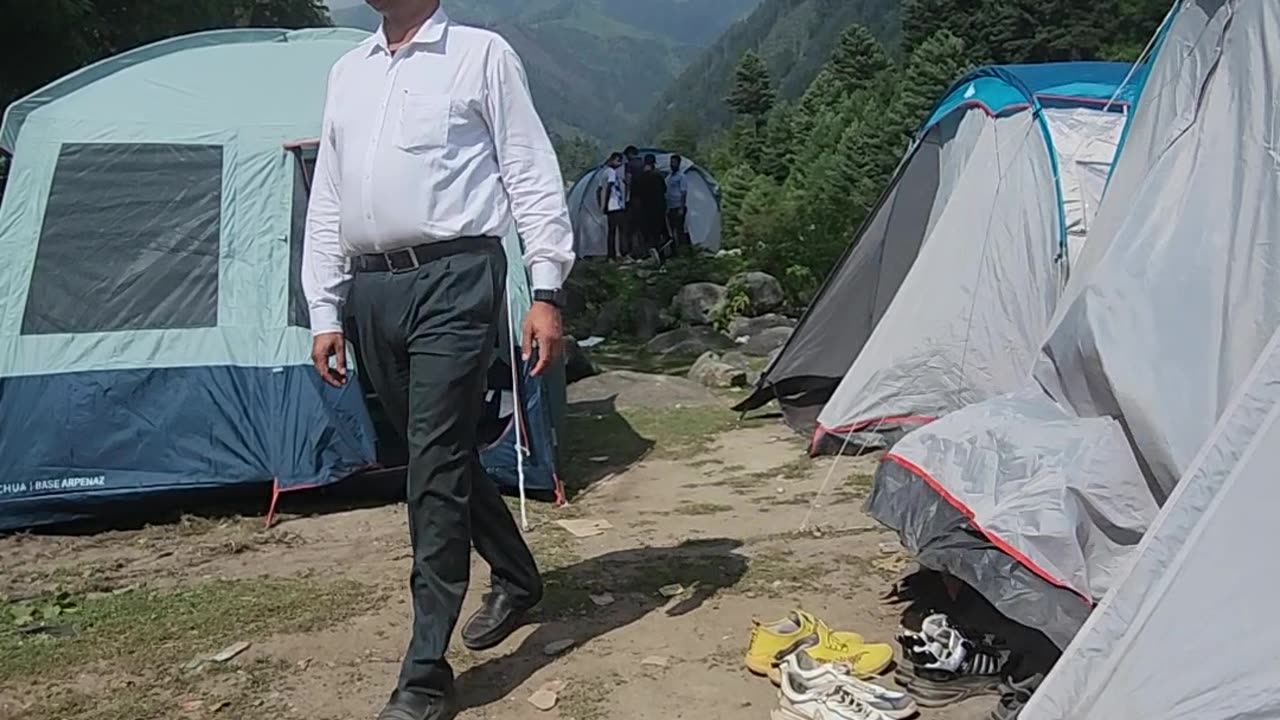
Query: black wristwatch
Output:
[[532, 289, 562, 308]]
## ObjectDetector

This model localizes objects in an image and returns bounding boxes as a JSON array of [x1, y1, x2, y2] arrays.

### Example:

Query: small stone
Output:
[[181, 699, 204, 712], [211, 641, 251, 663], [543, 639, 575, 656], [296, 657, 312, 671], [210, 700, 229, 712], [744, 591, 758, 599], [589, 593, 615, 607], [771, 580, 783, 589], [878, 541, 904, 555], [658, 584, 685, 598], [641, 655, 670, 668], [811, 527, 824, 538], [528, 683, 560, 711]]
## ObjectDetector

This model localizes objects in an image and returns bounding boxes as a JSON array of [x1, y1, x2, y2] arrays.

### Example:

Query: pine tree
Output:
[[736, 174, 784, 255], [827, 25, 892, 98], [718, 164, 758, 245], [891, 30, 972, 146], [900, 0, 963, 55], [725, 51, 776, 121], [758, 103, 796, 183]]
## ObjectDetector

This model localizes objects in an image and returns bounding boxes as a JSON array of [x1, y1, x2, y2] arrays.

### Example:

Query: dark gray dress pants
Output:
[[348, 237, 542, 696]]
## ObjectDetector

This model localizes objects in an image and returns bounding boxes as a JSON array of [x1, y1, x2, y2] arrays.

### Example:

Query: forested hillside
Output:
[[644, 0, 900, 142], [699, 0, 1171, 309], [333, 0, 760, 144], [649, 0, 1170, 143]]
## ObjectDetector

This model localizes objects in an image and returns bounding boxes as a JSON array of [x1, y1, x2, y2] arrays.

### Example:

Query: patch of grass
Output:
[[590, 341, 701, 376], [674, 502, 733, 516], [621, 406, 770, 459], [0, 578, 370, 684]]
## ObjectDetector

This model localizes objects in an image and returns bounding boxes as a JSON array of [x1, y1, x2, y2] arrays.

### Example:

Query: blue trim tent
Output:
[[0, 29, 563, 530], [739, 61, 1147, 441]]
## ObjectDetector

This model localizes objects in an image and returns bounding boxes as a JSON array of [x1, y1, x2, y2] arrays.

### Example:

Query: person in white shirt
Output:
[[597, 152, 627, 259], [301, 2, 573, 718]]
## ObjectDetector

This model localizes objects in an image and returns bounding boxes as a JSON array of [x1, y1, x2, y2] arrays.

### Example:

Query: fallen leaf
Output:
[[554, 519, 613, 538], [588, 456, 610, 463], [210, 641, 251, 663], [543, 639, 575, 656], [588, 593, 615, 607]]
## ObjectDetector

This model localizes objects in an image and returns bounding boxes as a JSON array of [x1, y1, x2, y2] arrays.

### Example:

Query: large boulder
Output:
[[671, 282, 727, 326], [589, 297, 664, 340], [727, 313, 795, 340], [731, 272, 786, 315], [568, 370, 720, 409], [645, 327, 736, 357], [741, 326, 793, 357], [688, 352, 748, 389], [563, 337, 601, 384]]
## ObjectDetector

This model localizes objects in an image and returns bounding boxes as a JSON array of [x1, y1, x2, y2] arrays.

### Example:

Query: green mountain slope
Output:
[[331, 0, 760, 144], [643, 0, 899, 140]]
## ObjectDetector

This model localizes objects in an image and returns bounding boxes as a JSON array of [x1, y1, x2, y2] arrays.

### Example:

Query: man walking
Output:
[[302, 2, 574, 718], [665, 154, 690, 256]]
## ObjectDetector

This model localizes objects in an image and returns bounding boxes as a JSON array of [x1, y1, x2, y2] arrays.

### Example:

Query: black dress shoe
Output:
[[461, 586, 538, 651], [376, 689, 456, 720]]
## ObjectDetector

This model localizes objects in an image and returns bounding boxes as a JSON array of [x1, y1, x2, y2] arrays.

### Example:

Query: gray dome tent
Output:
[[565, 149, 721, 257]]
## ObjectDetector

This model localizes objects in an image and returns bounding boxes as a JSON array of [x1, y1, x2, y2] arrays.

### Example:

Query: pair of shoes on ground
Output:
[[746, 610, 895, 684], [772, 650, 919, 720], [376, 587, 537, 720], [894, 613, 1013, 708]]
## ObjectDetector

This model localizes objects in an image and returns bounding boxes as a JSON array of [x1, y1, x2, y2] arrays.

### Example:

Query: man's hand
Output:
[[522, 301, 563, 377], [311, 332, 347, 387]]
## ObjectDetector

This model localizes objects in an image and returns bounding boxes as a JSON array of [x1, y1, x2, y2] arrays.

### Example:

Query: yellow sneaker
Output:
[[744, 611, 893, 683]]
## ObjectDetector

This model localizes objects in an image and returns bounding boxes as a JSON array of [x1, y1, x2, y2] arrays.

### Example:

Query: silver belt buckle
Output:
[[385, 247, 420, 273]]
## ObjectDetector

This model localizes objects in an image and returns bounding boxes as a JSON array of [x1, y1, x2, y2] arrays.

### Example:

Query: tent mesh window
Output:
[[288, 150, 317, 329], [21, 142, 223, 335]]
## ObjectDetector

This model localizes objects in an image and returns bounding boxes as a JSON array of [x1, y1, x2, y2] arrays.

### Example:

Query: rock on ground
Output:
[[671, 283, 727, 326], [566, 370, 721, 409], [591, 298, 664, 340], [741, 326, 793, 357], [688, 352, 749, 389], [727, 313, 795, 340], [730, 272, 785, 315], [563, 337, 601, 384], [645, 327, 736, 357]]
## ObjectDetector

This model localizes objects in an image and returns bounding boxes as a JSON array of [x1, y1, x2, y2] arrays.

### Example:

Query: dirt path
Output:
[[0, 399, 994, 720]]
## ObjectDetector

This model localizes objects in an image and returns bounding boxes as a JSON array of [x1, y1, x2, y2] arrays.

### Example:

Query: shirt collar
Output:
[[369, 6, 449, 54]]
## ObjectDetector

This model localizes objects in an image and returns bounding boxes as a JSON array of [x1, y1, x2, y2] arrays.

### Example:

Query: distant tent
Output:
[[0, 29, 563, 531], [565, 149, 721, 257], [870, 0, 1280, 677], [737, 63, 1143, 453]]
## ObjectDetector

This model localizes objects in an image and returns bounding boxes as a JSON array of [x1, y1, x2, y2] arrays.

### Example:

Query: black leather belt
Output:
[[353, 236, 499, 273]]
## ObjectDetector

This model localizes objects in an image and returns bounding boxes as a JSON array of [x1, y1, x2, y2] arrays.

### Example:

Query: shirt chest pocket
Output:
[[395, 91, 451, 151]]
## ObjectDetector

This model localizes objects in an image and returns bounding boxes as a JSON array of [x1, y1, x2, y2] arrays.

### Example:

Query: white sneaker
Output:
[[778, 651, 918, 719], [773, 660, 894, 720]]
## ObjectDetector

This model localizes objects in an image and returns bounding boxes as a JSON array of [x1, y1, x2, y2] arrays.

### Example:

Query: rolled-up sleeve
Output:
[[483, 42, 575, 290], [302, 64, 351, 335]]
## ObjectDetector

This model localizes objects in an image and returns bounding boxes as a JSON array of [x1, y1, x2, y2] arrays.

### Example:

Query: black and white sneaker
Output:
[[896, 614, 1012, 708]]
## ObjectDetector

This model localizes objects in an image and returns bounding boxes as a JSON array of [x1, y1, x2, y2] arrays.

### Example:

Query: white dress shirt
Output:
[[302, 8, 575, 335]]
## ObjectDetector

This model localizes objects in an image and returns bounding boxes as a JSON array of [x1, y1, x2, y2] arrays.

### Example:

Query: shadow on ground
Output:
[[559, 397, 655, 500], [455, 538, 748, 710]]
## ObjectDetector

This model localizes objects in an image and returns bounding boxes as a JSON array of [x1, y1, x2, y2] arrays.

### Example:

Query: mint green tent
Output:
[[0, 29, 563, 529]]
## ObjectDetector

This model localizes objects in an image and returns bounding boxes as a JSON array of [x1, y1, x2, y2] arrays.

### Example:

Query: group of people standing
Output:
[[598, 146, 690, 262]]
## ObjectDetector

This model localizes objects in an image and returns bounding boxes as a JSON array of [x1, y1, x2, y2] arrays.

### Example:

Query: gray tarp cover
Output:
[[869, 0, 1280, 654]]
